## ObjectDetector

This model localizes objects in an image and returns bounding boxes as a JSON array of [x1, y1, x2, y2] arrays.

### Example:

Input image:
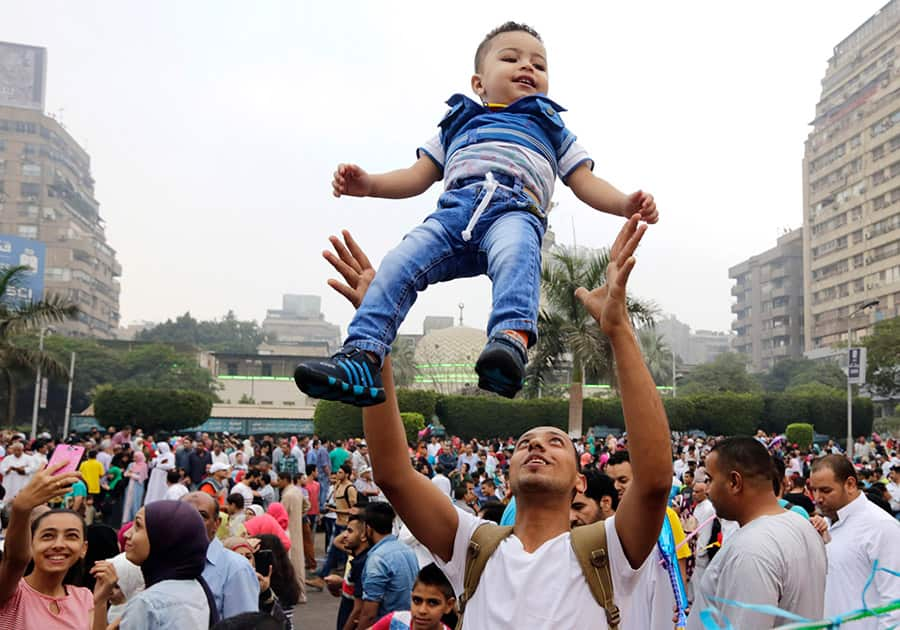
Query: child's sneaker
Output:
[[294, 347, 385, 407], [475, 333, 527, 398]]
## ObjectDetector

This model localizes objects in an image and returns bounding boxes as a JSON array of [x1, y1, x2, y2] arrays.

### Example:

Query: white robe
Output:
[[144, 444, 175, 505], [0, 453, 36, 500]]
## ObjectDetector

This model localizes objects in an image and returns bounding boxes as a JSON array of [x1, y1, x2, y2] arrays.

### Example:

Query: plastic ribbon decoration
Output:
[[698, 561, 900, 629], [658, 515, 690, 630]]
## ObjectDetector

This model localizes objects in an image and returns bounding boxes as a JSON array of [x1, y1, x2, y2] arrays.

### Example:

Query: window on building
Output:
[[226, 362, 239, 376], [20, 182, 40, 198], [261, 363, 272, 377], [0, 140, 5, 152], [22, 163, 40, 177], [17, 225, 37, 239]]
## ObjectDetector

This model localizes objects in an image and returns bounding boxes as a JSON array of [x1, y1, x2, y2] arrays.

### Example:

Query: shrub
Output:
[[400, 412, 426, 444], [93, 387, 211, 434], [785, 423, 814, 449], [313, 401, 362, 440]]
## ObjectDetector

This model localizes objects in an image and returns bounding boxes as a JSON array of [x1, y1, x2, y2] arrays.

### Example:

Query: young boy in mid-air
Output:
[[369, 563, 457, 630], [294, 21, 658, 406]]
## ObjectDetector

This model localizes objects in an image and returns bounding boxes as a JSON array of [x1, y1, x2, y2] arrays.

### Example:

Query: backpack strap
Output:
[[456, 523, 514, 630], [570, 520, 620, 630]]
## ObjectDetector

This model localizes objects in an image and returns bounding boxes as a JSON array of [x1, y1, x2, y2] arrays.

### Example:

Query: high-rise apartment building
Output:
[[802, 2, 900, 350], [729, 229, 805, 371], [0, 42, 121, 337]]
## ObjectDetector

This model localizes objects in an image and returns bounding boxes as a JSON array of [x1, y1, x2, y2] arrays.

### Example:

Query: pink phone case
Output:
[[48, 444, 85, 474]]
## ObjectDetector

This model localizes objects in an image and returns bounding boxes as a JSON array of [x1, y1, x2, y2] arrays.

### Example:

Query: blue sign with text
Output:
[[0, 234, 45, 306]]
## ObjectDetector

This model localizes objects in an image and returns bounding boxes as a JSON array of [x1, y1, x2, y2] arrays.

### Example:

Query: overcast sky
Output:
[[3, 1, 891, 338]]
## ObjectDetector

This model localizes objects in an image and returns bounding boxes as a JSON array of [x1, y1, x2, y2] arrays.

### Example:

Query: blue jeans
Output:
[[346, 175, 544, 361]]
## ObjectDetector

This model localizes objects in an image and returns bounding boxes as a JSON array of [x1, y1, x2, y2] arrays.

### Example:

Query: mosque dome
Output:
[[413, 326, 487, 393]]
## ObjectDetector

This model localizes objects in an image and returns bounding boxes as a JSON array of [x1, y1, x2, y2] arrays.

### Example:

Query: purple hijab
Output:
[[142, 500, 219, 625]]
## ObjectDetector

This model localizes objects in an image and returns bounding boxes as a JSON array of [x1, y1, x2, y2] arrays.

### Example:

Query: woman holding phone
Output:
[[223, 537, 291, 628], [0, 461, 103, 629], [91, 500, 216, 629]]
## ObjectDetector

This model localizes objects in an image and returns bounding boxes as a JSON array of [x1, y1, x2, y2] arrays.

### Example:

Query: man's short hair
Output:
[[166, 470, 181, 484], [363, 502, 395, 535], [453, 485, 468, 501], [474, 21, 543, 72], [607, 451, 630, 467], [710, 437, 775, 485], [481, 479, 495, 489], [811, 454, 858, 484], [583, 470, 619, 510], [278, 472, 292, 483], [340, 463, 353, 476], [306, 464, 316, 476], [226, 493, 244, 509]]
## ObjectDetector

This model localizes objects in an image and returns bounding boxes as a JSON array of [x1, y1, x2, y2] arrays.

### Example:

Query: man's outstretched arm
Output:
[[576, 215, 672, 568], [322, 231, 458, 562]]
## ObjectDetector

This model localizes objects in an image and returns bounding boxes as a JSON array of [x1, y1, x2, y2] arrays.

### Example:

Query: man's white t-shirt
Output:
[[164, 483, 189, 501], [431, 474, 452, 497], [433, 507, 649, 629], [687, 510, 826, 630]]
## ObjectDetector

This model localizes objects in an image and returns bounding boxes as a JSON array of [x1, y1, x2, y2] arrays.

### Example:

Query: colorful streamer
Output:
[[658, 516, 690, 630], [698, 561, 900, 629]]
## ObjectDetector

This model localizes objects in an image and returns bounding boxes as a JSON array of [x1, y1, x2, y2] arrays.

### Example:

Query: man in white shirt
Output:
[[810, 455, 900, 629], [887, 466, 900, 515], [347, 217, 672, 629], [690, 482, 716, 587], [426, 436, 442, 461], [686, 438, 826, 630], [0, 442, 36, 501], [210, 441, 230, 467], [351, 441, 371, 475], [164, 469, 190, 501], [431, 464, 452, 498], [457, 445, 480, 474]]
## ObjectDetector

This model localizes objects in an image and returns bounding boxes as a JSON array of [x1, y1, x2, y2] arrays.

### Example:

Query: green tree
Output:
[[759, 357, 845, 392], [0, 266, 79, 424], [117, 344, 218, 399], [93, 387, 212, 434], [525, 246, 655, 435], [137, 311, 268, 354], [391, 337, 418, 388], [864, 316, 900, 398], [680, 352, 760, 395], [638, 328, 674, 387]]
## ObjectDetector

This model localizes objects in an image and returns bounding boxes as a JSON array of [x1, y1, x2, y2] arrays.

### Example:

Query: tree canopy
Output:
[[137, 310, 267, 354], [679, 352, 760, 395], [864, 316, 900, 398]]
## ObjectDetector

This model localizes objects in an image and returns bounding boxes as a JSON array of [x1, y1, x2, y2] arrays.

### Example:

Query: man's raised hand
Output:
[[322, 230, 374, 309], [575, 213, 647, 338]]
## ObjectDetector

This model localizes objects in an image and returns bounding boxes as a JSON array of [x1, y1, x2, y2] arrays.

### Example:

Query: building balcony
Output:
[[813, 318, 847, 338], [731, 302, 748, 314], [731, 284, 747, 297]]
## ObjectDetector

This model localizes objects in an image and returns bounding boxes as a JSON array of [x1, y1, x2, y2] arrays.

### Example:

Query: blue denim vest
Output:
[[438, 93, 576, 178]]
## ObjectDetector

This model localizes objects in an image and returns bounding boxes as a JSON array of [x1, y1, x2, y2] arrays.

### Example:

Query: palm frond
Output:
[[0, 294, 79, 338]]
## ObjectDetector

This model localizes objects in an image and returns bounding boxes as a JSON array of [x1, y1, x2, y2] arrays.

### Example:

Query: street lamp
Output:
[[846, 300, 879, 455], [671, 349, 677, 398], [30, 326, 53, 440]]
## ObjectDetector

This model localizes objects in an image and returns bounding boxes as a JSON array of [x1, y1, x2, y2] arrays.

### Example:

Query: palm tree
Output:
[[526, 246, 656, 435], [0, 266, 79, 425], [638, 327, 674, 387]]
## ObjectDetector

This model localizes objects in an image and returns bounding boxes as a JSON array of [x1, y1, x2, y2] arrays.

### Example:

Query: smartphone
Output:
[[254, 549, 273, 576], [48, 444, 85, 474]]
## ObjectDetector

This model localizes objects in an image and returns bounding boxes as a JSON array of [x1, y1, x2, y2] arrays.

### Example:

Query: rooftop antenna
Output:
[[458, 302, 464, 327]]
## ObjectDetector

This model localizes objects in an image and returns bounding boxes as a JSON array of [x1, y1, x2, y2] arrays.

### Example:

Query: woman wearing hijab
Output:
[[121, 452, 149, 524], [100, 461, 126, 528], [144, 443, 175, 505], [92, 500, 217, 629], [243, 503, 291, 552]]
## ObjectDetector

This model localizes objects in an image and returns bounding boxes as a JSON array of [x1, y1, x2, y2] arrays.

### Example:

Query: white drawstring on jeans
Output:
[[461, 171, 499, 242]]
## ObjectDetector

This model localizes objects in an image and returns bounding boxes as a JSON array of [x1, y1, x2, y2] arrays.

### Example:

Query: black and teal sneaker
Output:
[[294, 347, 385, 407], [475, 333, 527, 398]]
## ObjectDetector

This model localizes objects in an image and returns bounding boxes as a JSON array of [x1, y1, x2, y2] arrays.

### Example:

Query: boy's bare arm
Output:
[[566, 164, 659, 224], [332, 155, 441, 200]]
